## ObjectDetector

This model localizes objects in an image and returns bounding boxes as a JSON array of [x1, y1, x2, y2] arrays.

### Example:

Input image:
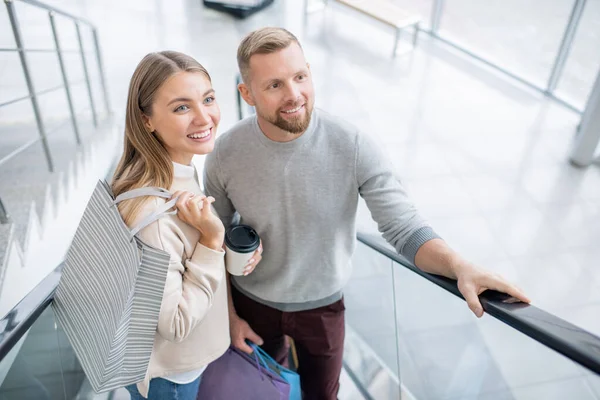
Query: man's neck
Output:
[[257, 116, 305, 143]]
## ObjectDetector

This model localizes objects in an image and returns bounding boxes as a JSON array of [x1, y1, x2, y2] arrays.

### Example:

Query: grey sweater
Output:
[[204, 109, 439, 311]]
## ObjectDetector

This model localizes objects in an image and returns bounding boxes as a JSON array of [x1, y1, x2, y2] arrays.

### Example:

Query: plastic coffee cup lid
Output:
[[225, 225, 260, 253]]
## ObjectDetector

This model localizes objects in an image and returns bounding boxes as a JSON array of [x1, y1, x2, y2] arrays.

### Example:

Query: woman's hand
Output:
[[242, 241, 263, 276], [173, 191, 225, 251]]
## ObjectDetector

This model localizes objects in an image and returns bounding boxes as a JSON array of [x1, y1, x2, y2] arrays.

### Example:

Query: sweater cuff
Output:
[[190, 242, 225, 264], [400, 226, 441, 265]]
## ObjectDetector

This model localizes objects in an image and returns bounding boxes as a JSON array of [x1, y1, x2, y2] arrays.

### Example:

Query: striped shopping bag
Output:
[[53, 181, 176, 393]]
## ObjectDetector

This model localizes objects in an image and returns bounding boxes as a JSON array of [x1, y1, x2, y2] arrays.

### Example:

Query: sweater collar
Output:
[[172, 161, 195, 179]]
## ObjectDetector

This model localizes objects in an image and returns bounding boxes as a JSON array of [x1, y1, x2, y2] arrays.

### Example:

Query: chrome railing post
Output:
[[0, 197, 10, 224], [546, 0, 587, 94], [92, 28, 111, 115], [570, 68, 600, 167], [49, 11, 81, 144], [430, 0, 444, 34], [5, 0, 55, 172], [75, 22, 98, 127]]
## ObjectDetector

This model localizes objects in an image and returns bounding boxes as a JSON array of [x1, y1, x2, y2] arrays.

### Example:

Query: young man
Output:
[[204, 27, 529, 399]]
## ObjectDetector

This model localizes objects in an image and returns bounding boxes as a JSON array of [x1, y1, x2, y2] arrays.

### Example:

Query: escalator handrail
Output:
[[0, 264, 62, 360], [357, 232, 600, 375], [2, 233, 598, 377]]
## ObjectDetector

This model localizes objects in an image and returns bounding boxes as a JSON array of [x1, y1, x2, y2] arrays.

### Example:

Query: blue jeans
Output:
[[125, 376, 201, 400]]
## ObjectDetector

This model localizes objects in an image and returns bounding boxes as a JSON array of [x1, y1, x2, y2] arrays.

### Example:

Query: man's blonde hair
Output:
[[237, 27, 301, 83]]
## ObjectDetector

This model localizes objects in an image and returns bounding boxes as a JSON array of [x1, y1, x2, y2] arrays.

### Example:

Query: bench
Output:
[[305, 0, 421, 57]]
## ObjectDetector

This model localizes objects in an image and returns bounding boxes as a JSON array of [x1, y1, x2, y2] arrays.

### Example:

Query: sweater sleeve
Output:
[[355, 132, 441, 263], [203, 146, 238, 229], [135, 203, 225, 343]]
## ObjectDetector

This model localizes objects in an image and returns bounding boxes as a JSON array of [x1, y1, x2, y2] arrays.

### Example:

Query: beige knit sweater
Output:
[[127, 163, 230, 398]]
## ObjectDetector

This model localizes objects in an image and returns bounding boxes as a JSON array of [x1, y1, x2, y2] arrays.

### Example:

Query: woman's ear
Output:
[[141, 113, 154, 133]]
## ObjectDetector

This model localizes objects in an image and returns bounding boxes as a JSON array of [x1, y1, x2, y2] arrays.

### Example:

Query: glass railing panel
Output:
[[344, 240, 402, 399], [438, 0, 576, 88], [0, 306, 68, 399], [0, 304, 90, 400], [347, 237, 600, 399], [391, 254, 600, 400], [55, 314, 86, 399]]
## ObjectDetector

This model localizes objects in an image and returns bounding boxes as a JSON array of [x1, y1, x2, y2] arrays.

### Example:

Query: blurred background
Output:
[[0, 0, 599, 399]]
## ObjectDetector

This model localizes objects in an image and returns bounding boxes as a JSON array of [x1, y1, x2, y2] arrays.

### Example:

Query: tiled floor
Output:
[[1, 0, 599, 399]]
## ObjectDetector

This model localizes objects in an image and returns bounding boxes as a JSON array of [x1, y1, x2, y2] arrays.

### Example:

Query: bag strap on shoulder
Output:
[[112, 186, 180, 239], [113, 187, 172, 204], [128, 197, 179, 239]]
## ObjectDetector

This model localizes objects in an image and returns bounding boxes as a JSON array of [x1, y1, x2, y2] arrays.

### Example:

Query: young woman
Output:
[[111, 51, 261, 400]]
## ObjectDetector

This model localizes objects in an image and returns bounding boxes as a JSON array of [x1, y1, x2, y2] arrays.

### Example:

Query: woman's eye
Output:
[[204, 96, 215, 104], [174, 105, 189, 112]]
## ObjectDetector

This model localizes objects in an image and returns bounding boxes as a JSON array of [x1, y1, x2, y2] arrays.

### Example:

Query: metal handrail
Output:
[[0, 83, 70, 109], [0, 105, 91, 169], [421, 28, 583, 114], [1, 233, 599, 386], [0, 198, 10, 224], [2, 0, 111, 173], [1, 0, 111, 222], [425, 0, 589, 114], [357, 232, 600, 376], [8, 0, 94, 26], [0, 47, 82, 53], [310, 0, 591, 114], [546, 0, 587, 94], [0, 264, 61, 360]]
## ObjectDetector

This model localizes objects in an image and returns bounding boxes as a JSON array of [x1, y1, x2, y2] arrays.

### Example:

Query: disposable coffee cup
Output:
[[225, 225, 260, 276]]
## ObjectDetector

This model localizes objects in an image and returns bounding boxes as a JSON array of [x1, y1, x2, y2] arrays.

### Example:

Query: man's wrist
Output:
[[449, 255, 474, 280], [443, 249, 464, 280]]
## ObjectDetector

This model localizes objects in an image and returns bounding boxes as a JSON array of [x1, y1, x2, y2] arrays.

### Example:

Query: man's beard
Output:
[[260, 101, 313, 134]]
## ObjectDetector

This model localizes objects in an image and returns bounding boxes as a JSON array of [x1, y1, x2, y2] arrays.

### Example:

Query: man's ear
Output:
[[238, 82, 255, 107]]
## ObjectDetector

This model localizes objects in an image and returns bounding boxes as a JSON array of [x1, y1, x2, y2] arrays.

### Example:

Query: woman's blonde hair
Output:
[[112, 51, 211, 226]]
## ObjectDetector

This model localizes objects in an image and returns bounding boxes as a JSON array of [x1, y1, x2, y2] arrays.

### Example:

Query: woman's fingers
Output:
[[175, 191, 194, 211], [173, 193, 220, 234], [189, 195, 205, 212], [174, 192, 198, 226], [243, 244, 263, 276], [200, 196, 215, 216], [171, 190, 184, 209]]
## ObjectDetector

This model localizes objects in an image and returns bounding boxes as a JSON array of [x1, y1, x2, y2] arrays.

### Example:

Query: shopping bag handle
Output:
[[110, 186, 179, 239], [251, 347, 266, 381], [250, 343, 281, 376], [128, 196, 178, 239], [113, 187, 172, 204], [249, 343, 287, 400]]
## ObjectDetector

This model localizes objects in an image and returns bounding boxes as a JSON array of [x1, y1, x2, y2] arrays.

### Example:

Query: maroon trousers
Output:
[[231, 285, 345, 400]]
